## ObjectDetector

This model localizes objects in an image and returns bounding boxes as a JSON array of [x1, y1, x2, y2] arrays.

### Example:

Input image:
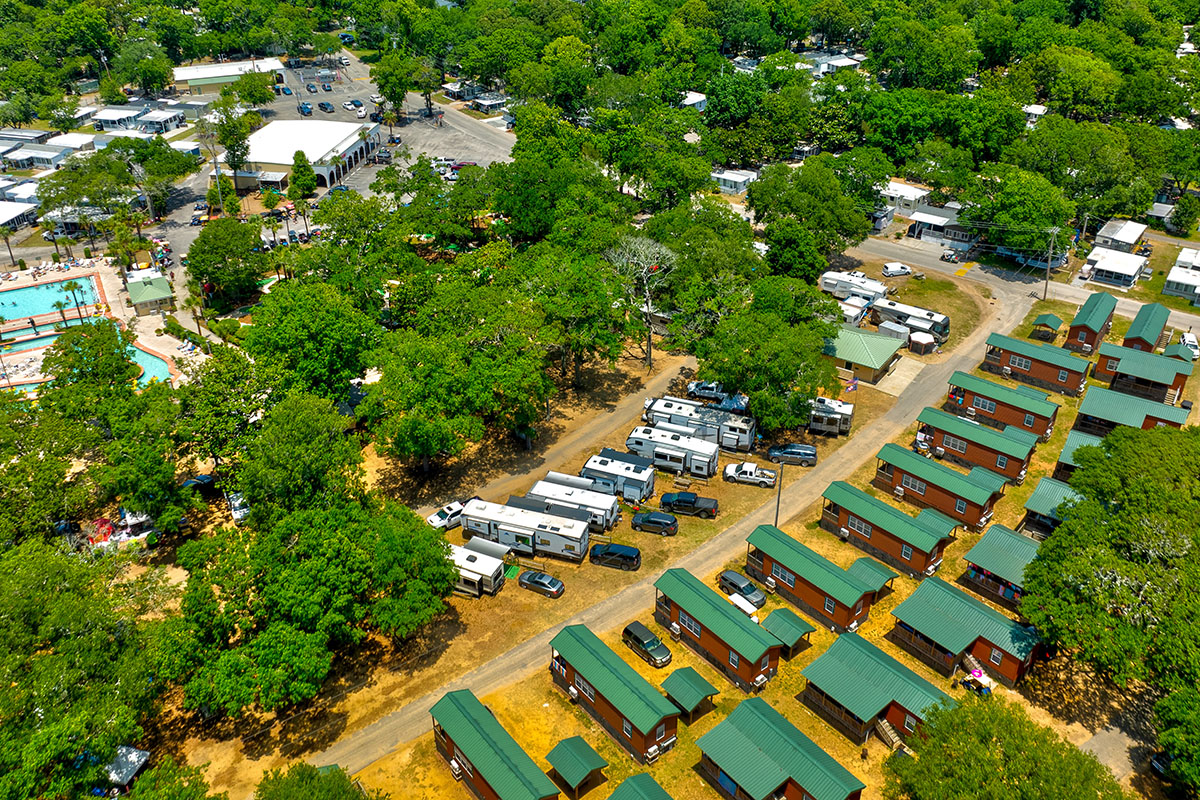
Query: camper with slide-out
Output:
[[820, 271, 888, 304], [626, 426, 720, 478], [449, 542, 506, 597], [871, 299, 950, 343], [525, 480, 621, 531], [460, 498, 590, 562], [580, 449, 656, 502], [642, 395, 756, 451]]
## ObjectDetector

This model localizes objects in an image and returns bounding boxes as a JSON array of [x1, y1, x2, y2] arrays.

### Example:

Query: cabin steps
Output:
[[875, 718, 903, 751]]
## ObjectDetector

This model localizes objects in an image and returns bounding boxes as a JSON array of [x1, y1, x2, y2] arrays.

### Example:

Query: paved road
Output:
[[311, 273, 1033, 775]]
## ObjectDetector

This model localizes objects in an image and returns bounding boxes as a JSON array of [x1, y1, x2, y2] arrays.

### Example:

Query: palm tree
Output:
[[129, 210, 149, 238], [181, 292, 205, 336], [0, 226, 14, 268], [382, 110, 398, 139], [295, 198, 310, 236], [51, 300, 69, 326], [0, 314, 9, 388], [265, 218, 281, 245], [60, 280, 84, 318]]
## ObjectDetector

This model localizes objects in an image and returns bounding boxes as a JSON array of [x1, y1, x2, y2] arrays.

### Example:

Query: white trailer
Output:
[[820, 271, 888, 304], [461, 498, 589, 562], [625, 425, 720, 478], [809, 396, 854, 435], [870, 299, 950, 343], [542, 471, 606, 492], [642, 395, 756, 451], [527, 480, 621, 530], [580, 449, 656, 502], [449, 543, 506, 597]]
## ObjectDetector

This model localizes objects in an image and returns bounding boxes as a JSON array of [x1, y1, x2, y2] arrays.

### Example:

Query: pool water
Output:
[[0, 333, 172, 390], [0, 277, 99, 319], [2, 334, 58, 353]]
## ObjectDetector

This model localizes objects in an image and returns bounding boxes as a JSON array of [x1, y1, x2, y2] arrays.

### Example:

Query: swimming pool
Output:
[[132, 346, 172, 386], [2, 334, 59, 353], [0, 277, 99, 319]]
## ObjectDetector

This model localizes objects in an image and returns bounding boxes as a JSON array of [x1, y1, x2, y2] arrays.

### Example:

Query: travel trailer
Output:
[[820, 271, 888, 304], [625, 426, 720, 478], [642, 395, 756, 451], [809, 396, 854, 435], [460, 498, 590, 562], [525, 480, 621, 530], [580, 449, 656, 502], [871, 299, 949, 343], [449, 543, 506, 597]]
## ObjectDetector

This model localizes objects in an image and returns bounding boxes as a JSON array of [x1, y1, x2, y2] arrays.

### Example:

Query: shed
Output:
[[1066, 293, 1116, 352], [1021, 477, 1082, 538], [546, 737, 607, 797], [846, 558, 899, 594], [963, 524, 1039, 609], [760, 608, 816, 658], [1095, 219, 1147, 253], [1124, 302, 1170, 351], [1031, 313, 1062, 340], [661, 667, 718, 718], [877, 320, 910, 341], [608, 774, 673, 800], [696, 697, 866, 800], [106, 745, 150, 790]]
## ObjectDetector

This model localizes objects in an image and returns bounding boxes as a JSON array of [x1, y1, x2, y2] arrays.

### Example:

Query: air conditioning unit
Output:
[[753, 674, 769, 688], [669, 622, 681, 641], [933, 447, 945, 458], [764, 576, 777, 593], [646, 745, 660, 763], [965, 406, 976, 417], [1002, 366, 1012, 376], [1082, 344, 1093, 354], [838, 527, 850, 539], [847, 619, 860, 632], [894, 486, 905, 498], [567, 685, 579, 701], [450, 760, 463, 780]]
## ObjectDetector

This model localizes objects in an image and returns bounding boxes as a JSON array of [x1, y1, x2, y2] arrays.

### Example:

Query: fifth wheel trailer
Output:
[[625, 426, 720, 478], [580, 449, 656, 502], [642, 395, 756, 451], [870, 299, 950, 343], [526, 480, 621, 530], [460, 498, 590, 562], [449, 543, 506, 597]]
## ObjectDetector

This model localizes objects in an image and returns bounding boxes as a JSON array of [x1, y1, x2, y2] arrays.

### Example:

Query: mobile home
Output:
[[820, 271, 888, 304], [460, 498, 590, 562], [448, 543, 506, 597], [626, 426, 720, 478], [580, 449, 656, 502], [871, 299, 950, 344], [527, 480, 621, 530], [642, 395, 756, 451]]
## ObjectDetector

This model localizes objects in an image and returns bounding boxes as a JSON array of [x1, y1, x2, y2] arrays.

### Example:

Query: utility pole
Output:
[[1043, 226, 1060, 301], [774, 463, 785, 527]]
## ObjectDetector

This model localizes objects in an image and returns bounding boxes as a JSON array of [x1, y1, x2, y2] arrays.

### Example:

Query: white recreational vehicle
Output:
[[625, 426, 720, 478], [809, 396, 854, 435], [820, 271, 888, 304], [542, 470, 608, 492], [870, 299, 950, 343], [580, 449, 656, 502], [642, 395, 756, 451], [461, 498, 589, 562], [449, 543, 506, 597], [526, 480, 621, 531]]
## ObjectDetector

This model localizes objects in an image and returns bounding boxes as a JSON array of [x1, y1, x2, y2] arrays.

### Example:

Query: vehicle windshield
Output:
[[645, 635, 662, 648], [435, 509, 451, 520]]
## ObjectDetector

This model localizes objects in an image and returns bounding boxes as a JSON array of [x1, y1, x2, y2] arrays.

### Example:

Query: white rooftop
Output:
[[712, 168, 757, 181], [138, 109, 184, 122], [1176, 248, 1198, 270], [1097, 218, 1147, 245], [93, 107, 142, 120], [910, 210, 951, 225], [173, 57, 285, 83], [682, 91, 706, 106], [1087, 246, 1147, 276], [46, 133, 95, 149], [0, 200, 37, 226], [829, 56, 858, 68], [103, 130, 156, 140], [884, 180, 931, 200], [1166, 264, 1200, 290], [245, 120, 374, 167], [1023, 104, 1047, 115], [8, 183, 38, 201]]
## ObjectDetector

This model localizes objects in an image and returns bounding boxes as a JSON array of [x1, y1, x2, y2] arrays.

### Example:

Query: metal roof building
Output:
[[608, 774, 674, 800], [661, 667, 718, 716], [1022, 477, 1083, 537], [963, 523, 1039, 607], [820, 480, 956, 556], [916, 407, 1039, 461], [876, 443, 1008, 507], [1077, 386, 1190, 433], [1124, 302, 1170, 350], [946, 371, 1060, 419]]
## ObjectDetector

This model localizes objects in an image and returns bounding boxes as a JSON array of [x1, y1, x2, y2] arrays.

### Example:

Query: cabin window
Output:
[[574, 674, 595, 702], [955, 499, 967, 514], [656, 723, 666, 741], [996, 455, 1008, 470], [770, 561, 796, 588], [1106, 358, 1121, 372], [622, 718, 632, 738], [990, 647, 1004, 666], [901, 544, 914, 561], [904, 714, 917, 732], [973, 396, 997, 414], [1009, 355, 1032, 371], [942, 434, 968, 454], [728, 650, 739, 669], [679, 610, 701, 638], [1057, 369, 1070, 383], [454, 748, 474, 776], [848, 515, 872, 538], [761, 654, 770, 670], [1077, 330, 1086, 342], [854, 599, 863, 615], [823, 597, 836, 615], [901, 474, 927, 495], [1023, 413, 1035, 427]]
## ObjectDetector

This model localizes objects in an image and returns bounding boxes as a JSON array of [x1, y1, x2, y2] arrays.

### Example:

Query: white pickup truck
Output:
[[723, 462, 778, 488]]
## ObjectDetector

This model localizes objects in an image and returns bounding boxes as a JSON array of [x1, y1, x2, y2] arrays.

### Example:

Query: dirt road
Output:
[[311, 278, 1033, 776]]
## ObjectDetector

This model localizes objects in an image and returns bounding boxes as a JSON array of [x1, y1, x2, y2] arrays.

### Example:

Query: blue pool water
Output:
[[2, 334, 59, 353], [131, 346, 172, 386], [0, 277, 99, 319]]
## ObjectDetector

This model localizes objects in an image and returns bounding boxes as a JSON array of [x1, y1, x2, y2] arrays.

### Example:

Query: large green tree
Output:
[[256, 763, 389, 800], [184, 218, 267, 301]]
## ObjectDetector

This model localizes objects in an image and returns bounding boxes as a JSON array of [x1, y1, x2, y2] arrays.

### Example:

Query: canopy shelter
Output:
[[662, 667, 719, 718], [1031, 313, 1063, 340], [760, 608, 817, 659], [546, 736, 607, 798]]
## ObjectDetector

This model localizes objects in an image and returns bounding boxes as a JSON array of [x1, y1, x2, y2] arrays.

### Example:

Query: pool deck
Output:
[[0, 258, 194, 392]]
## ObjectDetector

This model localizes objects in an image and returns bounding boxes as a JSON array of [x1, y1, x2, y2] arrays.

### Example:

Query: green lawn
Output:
[[893, 275, 982, 353]]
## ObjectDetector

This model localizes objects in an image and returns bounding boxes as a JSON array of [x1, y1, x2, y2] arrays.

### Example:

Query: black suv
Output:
[[766, 443, 818, 466], [631, 511, 678, 536], [622, 621, 672, 667], [589, 543, 641, 571], [318, 101, 335, 113]]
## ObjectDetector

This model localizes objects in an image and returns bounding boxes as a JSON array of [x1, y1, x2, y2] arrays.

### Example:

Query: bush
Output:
[[211, 318, 245, 343], [83, 247, 91, 258], [51, 252, 59, 263], [163, 315, 207, 349], [17, 259, 24, 269]]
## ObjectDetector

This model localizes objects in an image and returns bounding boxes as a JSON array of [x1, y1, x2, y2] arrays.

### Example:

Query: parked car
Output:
[[718, 570, 766, 609], [766, 442, 818, 466], [631, 511, 678, 536], [193, 201, 208, 211], [622, 621, 672, 667], [660, 491, 718, 519], [369, 93, 385, 104], [318, 102, 335, 113], [281, 86, 293, 95], [330, 184, 350, 192], [1181, 332, 1199, 360], [306, 83, 318, 93], [226, 491, 251, 524], [338, 55, 351, 66], [369, 111, 383, 123], [723, 461, 777, 488], [589, 543, 642, 571], [322, 83, 332, 92], [1150, 751, 1174, 782], [686, 380, 726, 401], [519, 571, 565, 598], [338, 32, 355, 43], [190, 215, 202, 226], [426, 501, 465, 529], [451, 161, 478, 171], [342, 100, 355, 110], [350, 99, 363, 108], [882, 261, 913, 277], [356, 107, 366, 118], [181, 474, 218, 495], [297, 102, 313, 116]]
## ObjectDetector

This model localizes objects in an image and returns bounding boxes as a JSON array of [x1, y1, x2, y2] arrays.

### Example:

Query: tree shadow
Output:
[[1020, 655, 1162, 743]]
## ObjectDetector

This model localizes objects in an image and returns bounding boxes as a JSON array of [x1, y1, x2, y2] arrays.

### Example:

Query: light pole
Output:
[[773, 462, 784, 527]]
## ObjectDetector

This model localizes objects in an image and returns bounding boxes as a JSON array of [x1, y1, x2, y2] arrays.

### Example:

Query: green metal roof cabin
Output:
[[696, 697, 866, 800], [945, 370, 1060, 440], [1067, 292, 1117, 352], [915, 407, 1039, 483], [1123, 302, 1170, 350], [1054, 429, 1104, 480], [800, 632, 951, 744], [607, 774, 674, 800], [1021, 477, 1083, 538], [963, 524, 1040, 609], [823, 326, 904, 383], [874, 442, 1008, 530], [1094, 343, 1193, 403], [1076, 386, 1190, 436], [982, 333, 1090, 395], [889, 577, 1040, 686], [429, 689, 560, 800]]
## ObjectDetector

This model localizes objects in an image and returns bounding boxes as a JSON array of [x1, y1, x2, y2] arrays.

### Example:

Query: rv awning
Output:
[[910, 211, 950, 225]]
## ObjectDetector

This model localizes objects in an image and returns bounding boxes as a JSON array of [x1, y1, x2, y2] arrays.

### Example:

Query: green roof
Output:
[[429, 690, 559, 800], [608, 774, 674, 800], [127, 276, 173, 305], [1097, 343, 1193, 384], [876, 443, 1008, 506], [1078, 386, 1191, 428], [761, 608, 817, 648], [746, 525, 874, 607], [917, 407, 1038, 460], [846, 558, 899, 592], [985, 333, 1089, 374], [661, 667, 718, 713], [545, 736, 607, 788], [821, 481, 953, 554], [891, 577, 1039, 659], [1032, 313, 1063, 330], [696, 698, 865, 800], [963, 525, 1039, 587], [1164, 342, 1197, 362], [1069, 292, 1117, 333], [1024, 477, 1082, 521], [824, 326, 903, 370], [653, 570, 782, 662], [916, 508, 961, 538], [802, 633, 950, 722], [548, 626, 678, 734], [1058, 429, 1104, 468], [947, 371, 1060, 418], [1125, 302, 1169, 345]]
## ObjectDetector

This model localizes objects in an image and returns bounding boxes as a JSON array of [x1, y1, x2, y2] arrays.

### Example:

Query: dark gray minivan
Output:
[[622, 621, 672, 667]]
